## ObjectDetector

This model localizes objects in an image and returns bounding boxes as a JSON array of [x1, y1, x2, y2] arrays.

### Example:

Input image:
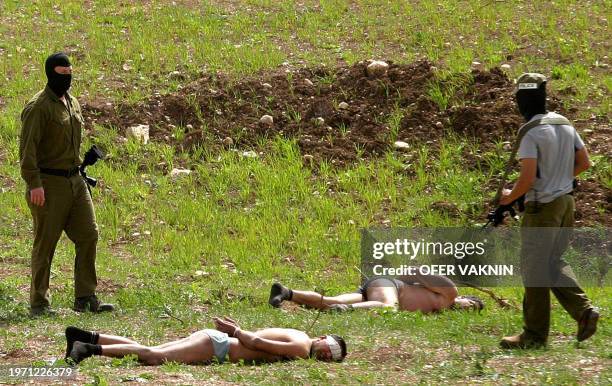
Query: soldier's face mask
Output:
[[45, 52, 72, 97], [515, 85, 547, 121]]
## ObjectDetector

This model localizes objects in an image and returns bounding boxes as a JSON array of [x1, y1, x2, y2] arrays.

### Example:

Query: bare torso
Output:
[[227, 328, 311, 363], [397, 284, 445, 313]]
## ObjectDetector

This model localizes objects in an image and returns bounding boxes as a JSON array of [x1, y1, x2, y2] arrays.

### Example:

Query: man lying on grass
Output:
[[65, 318, 346, 365], [270, 274, 483, 313]]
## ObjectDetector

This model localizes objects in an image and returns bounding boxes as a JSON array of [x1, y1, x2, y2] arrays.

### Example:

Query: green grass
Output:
[[0, 0, 610, 384]]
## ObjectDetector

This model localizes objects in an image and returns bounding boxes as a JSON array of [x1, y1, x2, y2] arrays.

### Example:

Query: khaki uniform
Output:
[[520, 195, 591, 342], [19, 86, 98, 308]]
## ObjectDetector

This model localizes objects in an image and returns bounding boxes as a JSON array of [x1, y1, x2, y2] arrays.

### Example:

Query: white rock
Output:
[[126, 124, 150, 144], [338, 102, 349, 110], [435, 121, 443, 128], [241, 150, 258, 158], [222, 137, 234, 146], [303, 154, 314, 163], [367, 60, 389, 77], [304, 78, 314, 86], [500, 64, 511, 70], [393, 141, 410, 150], [259, 115, 274, 125], [262, 82, 272, 89], [471, 61, 484, 70], [170, 168, 192, 177], [502, 141, 512, 151], [314, 117, 325, 126]]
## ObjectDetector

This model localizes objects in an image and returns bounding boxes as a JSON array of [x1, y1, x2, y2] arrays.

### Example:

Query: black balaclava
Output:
[[45, 52, 72, 97], [515, 83, 547, 121]]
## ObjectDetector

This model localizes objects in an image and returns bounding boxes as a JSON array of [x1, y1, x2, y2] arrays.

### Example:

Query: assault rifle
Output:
[[484, 116, 572, 229], [80, 145, 105, 189]]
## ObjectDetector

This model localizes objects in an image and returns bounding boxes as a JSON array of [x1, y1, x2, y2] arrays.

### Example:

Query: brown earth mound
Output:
[[82, 60, 530, 162], [81, 60, 610, 225]]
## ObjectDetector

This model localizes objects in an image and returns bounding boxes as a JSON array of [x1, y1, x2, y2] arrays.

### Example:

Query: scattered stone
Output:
[[222, 137, 234, 146], [393, 141, 410, 150], [168, 70, 184, 80], [338, 102, 349, 110], [262, 82, 272, 89], [435, 121, 443, 128], [314, 117, 325, 126], [259, 114, 274, 125], [304, 78, 314, 86], [125, 124, 150, 144], [170, 168, 192, 177], [241, 150, 258, 158], [500, 64, 511, 70], [471, 61, 484, 71], [502, 141, 512, 151], [186, 124, 193, 130], [582, 129, 593, 134], [367, 60, 389, 77], [303, 154, 314, 163]]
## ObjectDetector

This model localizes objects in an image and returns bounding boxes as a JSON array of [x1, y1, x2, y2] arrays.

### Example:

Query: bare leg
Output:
[[291, 290, 364, 309], [152, 330, 211, 349], [100, 331, 214, 365], [350, 301, 397, 309], [98, 334, 138, 345], [363, 287, 399, 310]]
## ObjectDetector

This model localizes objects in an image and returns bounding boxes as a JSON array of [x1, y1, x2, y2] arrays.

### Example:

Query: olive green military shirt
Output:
[[19, 85, 84, 190]]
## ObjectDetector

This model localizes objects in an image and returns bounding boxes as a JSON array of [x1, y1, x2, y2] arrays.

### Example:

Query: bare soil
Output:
[[81, 60, 610, 225]]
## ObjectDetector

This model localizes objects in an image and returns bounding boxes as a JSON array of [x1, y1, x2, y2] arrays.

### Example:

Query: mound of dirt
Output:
[[82, 60, 526, 162], [81, 60, 610, 226]]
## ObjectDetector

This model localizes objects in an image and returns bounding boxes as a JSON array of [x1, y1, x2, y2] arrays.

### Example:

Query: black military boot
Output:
[[73, 295, 114, 313]]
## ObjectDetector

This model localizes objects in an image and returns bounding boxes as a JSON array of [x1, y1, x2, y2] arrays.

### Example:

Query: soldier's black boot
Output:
[[73, 295, 114, 313]]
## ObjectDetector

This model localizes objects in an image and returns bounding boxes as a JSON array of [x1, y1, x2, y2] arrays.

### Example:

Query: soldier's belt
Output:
[[40, 167, 80, 178]]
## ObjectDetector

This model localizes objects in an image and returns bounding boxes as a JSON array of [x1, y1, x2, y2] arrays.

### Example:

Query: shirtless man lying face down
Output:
[[66, 317, 346, 365], [270, 274, 483, 313]]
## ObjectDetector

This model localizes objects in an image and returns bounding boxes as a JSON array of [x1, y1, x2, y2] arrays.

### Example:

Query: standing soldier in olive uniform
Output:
[[20, 52, 114, 316], [499, 73, 599, 348]]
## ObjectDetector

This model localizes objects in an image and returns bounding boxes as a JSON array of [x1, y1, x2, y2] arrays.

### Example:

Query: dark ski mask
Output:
[[45, 52, 72, 97], [515, 84, 547, 121]]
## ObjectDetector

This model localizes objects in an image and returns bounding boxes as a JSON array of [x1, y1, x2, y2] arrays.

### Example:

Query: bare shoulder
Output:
[[255, 328, 310, 342]]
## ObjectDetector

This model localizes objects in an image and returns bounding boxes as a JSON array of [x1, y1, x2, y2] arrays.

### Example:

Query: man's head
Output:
[[310, 334, 347, 362], [45, 52, 72, 97], [451, 295, 484, 312], [515, 73, 547, 121]]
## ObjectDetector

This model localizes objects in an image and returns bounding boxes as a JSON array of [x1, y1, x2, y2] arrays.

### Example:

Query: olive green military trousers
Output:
[[26, 173, 98, 308], [520, 194, 591, 342]]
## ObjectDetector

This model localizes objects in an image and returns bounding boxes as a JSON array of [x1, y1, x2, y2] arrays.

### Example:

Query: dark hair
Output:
[[516, 83, 547, 120], [452, 295, 484, 312], [329, 334, 347, 361]]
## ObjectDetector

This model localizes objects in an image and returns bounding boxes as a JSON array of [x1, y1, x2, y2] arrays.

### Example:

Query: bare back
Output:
[[397, 284, 447, 313], [228, 328, 311, 363]]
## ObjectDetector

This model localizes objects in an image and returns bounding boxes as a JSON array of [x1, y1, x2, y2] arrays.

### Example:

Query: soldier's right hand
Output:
[[30, 187, 45, 206]]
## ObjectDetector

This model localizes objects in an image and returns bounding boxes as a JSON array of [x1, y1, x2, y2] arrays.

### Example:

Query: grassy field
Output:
[[0, 0, 610, 384]]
